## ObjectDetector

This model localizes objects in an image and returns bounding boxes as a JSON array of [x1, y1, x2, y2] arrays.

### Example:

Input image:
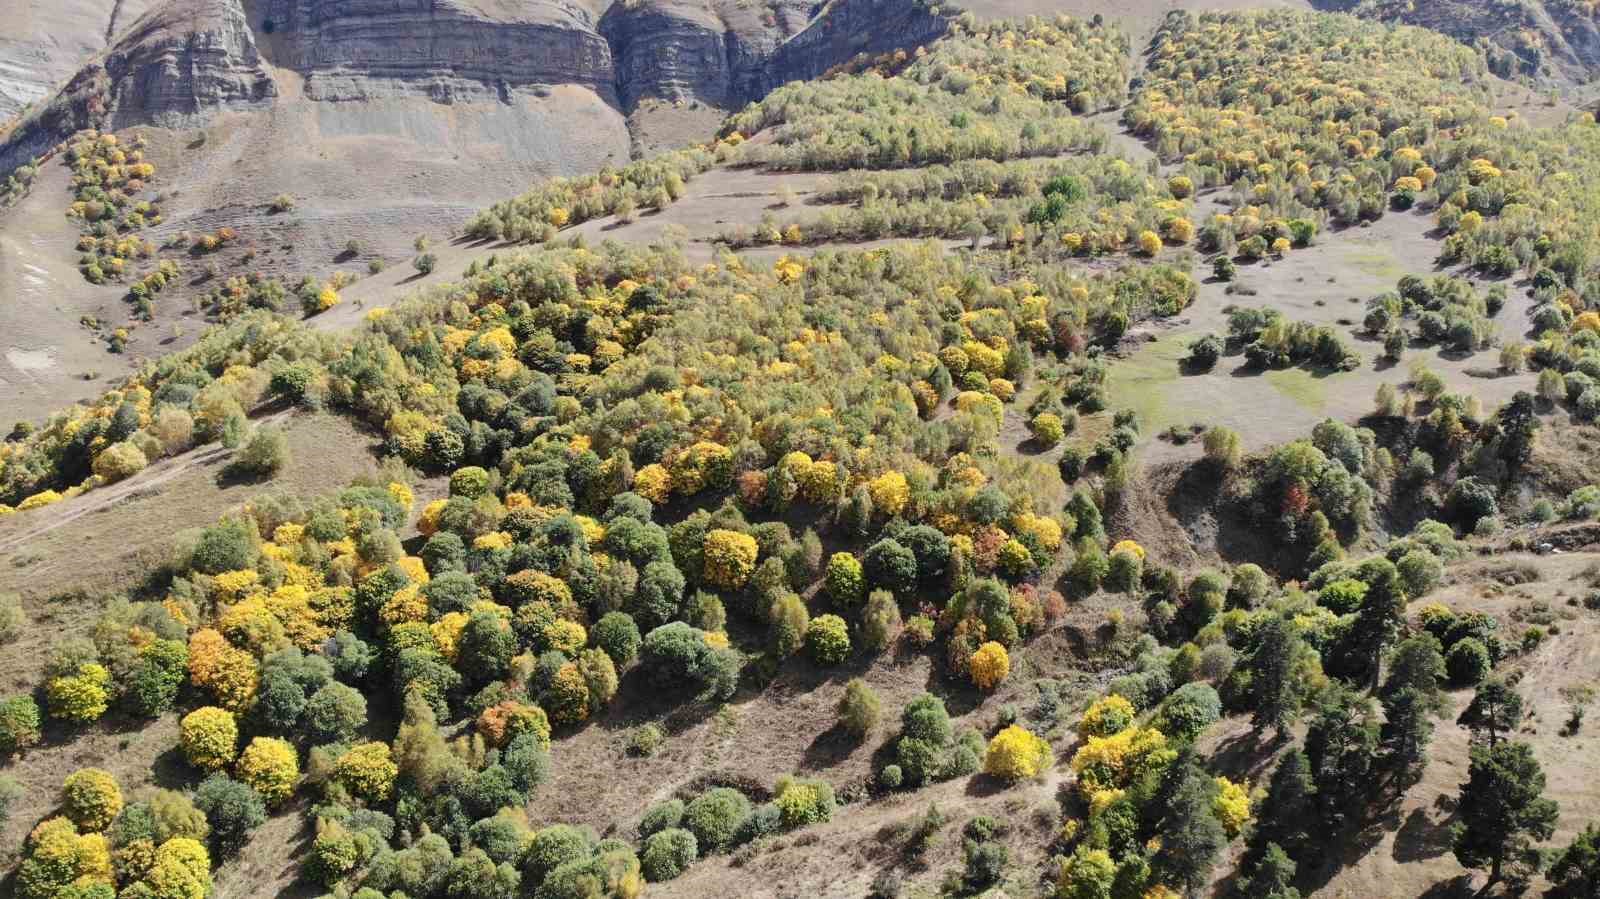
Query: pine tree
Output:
[[1247, 615, 1309, 740], [1548, 822, 1600, 897], [1152, 755, 1227, 896], [1304, 687, 1379, 830], [1457, 678, 1523, 747], [1245, 749, 1316, 863], [1378, 633, 1446, 713], [1239, 843, 1300, 899], [1451, 740, 1559, 891], [1379, 687, 1434, 788], [1345, 559, 1406, 690]]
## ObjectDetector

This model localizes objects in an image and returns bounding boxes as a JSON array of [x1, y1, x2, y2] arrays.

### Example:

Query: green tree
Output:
[[1244, 748, 1316, 865], [1379, 634, 1446, 712], [1239, 842, 1301, 899], [1151, 756, 1227, 895], [1304, 687, 1378, 830], [1457, 678, 1523, 746], [1378, 687, 1434, 788], [1451, 741, 1559, 891], [1247, 615, 1310, 740], [1345, 559, 1406, 689], [1548, 822, 1600, 898]]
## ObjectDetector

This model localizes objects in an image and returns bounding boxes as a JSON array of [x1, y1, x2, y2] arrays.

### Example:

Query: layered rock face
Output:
[[0, 0, 273, 171], [601, 0, 814, 108], [762, 0, 948, 93], [0, 0, 158, 119], [603, 0, 948, 110], [104, 0, 276, 127], [0, 0, 955, 173], [256, 0, 619, 103]]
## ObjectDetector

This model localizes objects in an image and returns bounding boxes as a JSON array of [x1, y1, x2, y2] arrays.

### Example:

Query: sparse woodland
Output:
[[5, 8, 1600, 899]]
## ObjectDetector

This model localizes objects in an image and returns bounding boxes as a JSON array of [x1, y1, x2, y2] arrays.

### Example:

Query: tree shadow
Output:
[[151, 744, 195, 790], [802, 721, 864, 770], [962, 773, 1008, 799], [1392, 802, 1457, 864], [1415, 874, 1476, 899]]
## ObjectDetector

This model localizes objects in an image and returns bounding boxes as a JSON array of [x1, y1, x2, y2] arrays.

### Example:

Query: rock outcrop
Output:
[[256, 0, 619, 103], [603, 0, 949, 110], [1317, 0, 1600, 83], [0, 0, 273, 171], [0, 0, 159, 119], [0, 0, 956, 173], [761, 0, 949, 94], [105, 0, 276, 127], [601, 0, 814, 109]]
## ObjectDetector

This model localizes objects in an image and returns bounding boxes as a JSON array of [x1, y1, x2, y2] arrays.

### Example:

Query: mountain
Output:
[[1317, 0, 1600, 83]]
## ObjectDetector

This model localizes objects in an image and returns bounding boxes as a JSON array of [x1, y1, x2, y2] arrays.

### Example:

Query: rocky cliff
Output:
[[105, 0, 275, 127], [1317, 0, 1600, 83], [255, 0, 619, 103], [0, 0, 956, 174], [0, 0, 273, 171], [603, 0, 949, 110], [761, 0, 948, 93], [0, 0, 158, 119]]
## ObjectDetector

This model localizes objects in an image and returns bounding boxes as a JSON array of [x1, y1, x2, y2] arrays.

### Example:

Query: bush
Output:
[[774, 775, 835, 827], [0, 593, 22, 644], [806, 614, 851, 664], [232, 426, 289, 477], [1186, 334, 1223, 371], [639, 799, 684, 838], [47, 662, 111, 723], [1447, 637, 1492, 686], [304, 682, 367, 743], [592, 612, 642, 666], [838, 678, 882, 737], [1078, 694, 1135, 739], [194, 774, 266, 856], [414, 253, 437, 275], [1396, 549, 1443, 598], [702, 529, 759, 590], [0, 694, 42, 754], [92, 440, 148, 483], [640, 622, 738, 700], [1447, 477, 1499, 529], [1155, 682, 1222, 742], [969, 642, 1010, 691], [62, 768, 123, 831], [863, 538, 918, 595], [190, 518, 259, 574], [1031, 413, 1065, 447], [862, 589, 903, 652], [641, 827, 697, 881], [129, 638, 188, 717], [180, 707, 239, 772], [825, 552, 866, 606], [683, 787, 752, 853], [235, 736, 299, 806], [336, 742, 398, 802], [627, 723, 666, 757], [524, 824, 593, 884], [983, 725, 1053, 782], [878, 765, 903, 790]]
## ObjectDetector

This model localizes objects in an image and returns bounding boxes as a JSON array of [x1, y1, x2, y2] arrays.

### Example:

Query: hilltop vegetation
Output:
[[2, 8, 1600, 899]]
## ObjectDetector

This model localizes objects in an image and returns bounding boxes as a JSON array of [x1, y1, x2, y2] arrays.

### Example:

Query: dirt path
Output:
[[0, 409, 290, 556]]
